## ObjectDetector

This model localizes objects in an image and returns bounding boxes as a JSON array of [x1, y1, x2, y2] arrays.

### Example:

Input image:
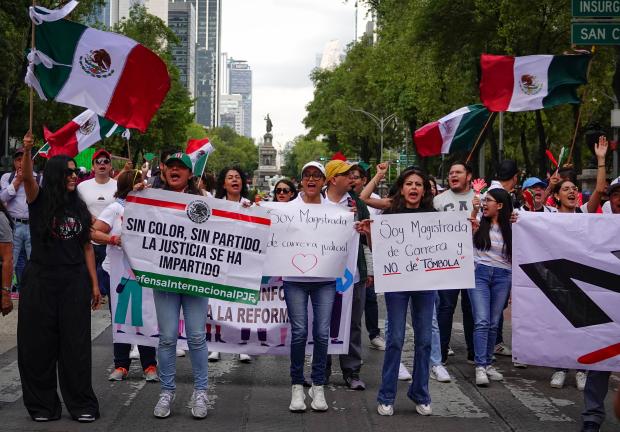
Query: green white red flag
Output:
[[480, 54, 591, 112], [42, 109, 128, 158], [414, 105, 490, 157], [186, 138, 214, 177], [25, 1, 170, 132]]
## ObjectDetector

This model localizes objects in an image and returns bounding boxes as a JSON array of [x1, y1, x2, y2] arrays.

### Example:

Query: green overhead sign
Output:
[[572, 22, 620, 44], [572, 0, 620, 17]]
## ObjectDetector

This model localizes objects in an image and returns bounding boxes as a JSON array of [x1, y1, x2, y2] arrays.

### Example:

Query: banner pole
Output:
[[466, 111, 497, 164], [567, 47, 596, 166], [28, 0, 35, 133]]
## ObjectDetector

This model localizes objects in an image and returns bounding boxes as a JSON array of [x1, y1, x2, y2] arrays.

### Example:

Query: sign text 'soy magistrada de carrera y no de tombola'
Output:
[[122, 189, 271, 305]]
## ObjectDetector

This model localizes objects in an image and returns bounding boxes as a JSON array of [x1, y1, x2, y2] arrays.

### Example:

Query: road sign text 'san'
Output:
[[572, 22, 620, 44]]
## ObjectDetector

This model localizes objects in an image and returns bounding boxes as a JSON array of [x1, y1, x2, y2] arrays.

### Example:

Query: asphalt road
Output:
[[0, 303, 618, 432]]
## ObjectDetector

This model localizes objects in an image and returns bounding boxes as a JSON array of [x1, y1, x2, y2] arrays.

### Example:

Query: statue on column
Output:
[[265, 114, 273, 133]]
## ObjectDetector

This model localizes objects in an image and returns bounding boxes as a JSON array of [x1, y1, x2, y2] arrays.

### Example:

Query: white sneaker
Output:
[[494, 343, 512, 356], [289, 384, 306, 412], [369, 336, 386, 351], [475, 366, 489, 386], [550, 370, 567, 388], [398, 363, 412, 381], [239, 354, 252, 363], [190, 389, 208, 419], [153, 390, 175, 418], [415, 403, 432, 416], [208, 351, 220, 362], [176, 349, 185, 357], [129, 345, 140, 360], [513, 362, 528, 369], [576, 371, 587, 391], [377, 403, 394, 416], [308, 385, 328, 411], [430, 365, 451, 383], [486, 365, 503, 381]]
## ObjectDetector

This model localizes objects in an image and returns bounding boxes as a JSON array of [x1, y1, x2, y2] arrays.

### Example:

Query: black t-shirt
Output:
[[28, 192, 88, 266]]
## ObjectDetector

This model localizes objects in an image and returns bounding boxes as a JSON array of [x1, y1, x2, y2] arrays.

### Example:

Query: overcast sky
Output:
[[221, 0, 370, 149]]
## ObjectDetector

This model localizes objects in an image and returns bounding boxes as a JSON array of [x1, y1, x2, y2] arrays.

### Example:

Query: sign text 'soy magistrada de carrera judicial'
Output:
[[122, 189, 271, 305]]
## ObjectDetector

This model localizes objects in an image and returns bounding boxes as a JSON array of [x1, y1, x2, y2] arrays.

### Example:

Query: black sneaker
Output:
[[581, 421, 600, 432]]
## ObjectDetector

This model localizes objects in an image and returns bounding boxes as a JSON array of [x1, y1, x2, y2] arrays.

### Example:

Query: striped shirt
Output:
[[474, 224, 511, 270]]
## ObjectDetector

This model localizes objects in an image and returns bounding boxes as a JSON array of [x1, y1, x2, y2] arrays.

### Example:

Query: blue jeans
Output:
[[283, 280, 335, 385], [153, 290, 209, 391], [469, 264, 512, 367], [12, 222, 31, 289], [430, 293, 442, 366], [378, 290, 435, 406]]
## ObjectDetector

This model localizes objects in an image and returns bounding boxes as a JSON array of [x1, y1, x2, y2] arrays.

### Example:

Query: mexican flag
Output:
[[480, 54, 591, 112], [42, 109, 127, 158], [186, 138, 214, 176], [414, 105, 490, 157], [25, 2, 170, 132]]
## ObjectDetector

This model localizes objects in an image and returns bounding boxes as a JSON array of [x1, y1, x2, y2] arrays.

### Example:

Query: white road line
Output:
[[502, 378, 573, 422]]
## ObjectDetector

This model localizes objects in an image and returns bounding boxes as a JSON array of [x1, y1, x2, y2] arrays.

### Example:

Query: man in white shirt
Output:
[[0, 147, 32, 296], [77, 149, 117, 298]]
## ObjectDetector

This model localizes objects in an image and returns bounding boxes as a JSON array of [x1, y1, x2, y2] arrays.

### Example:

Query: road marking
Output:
[[0, 310, 112, 404], [502, 378, 573, 422]]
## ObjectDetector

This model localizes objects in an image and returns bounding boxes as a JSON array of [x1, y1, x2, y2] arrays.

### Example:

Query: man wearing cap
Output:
[[520, 177, 556, 212], [488, 159, 521, 209], [580, 176, 620, 432], [0, 147, 37, 296], [77, 149, 117, 300], [323, 159, 370, 390]]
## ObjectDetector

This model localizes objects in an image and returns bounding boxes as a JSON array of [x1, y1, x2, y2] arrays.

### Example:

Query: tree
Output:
[[281, 136, 328, 179], [202, 127, 258, 177]]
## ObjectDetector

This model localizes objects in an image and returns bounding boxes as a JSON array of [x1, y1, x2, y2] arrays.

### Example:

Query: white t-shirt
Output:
[[433, 188, 475, 212], [97, 200, 124, 274], [474, 224, 511, 270], [77, 177, 117, 218], [367, 192, 383, 216]]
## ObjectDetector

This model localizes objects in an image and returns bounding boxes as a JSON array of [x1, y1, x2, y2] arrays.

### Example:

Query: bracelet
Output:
[[598, 164, 606, 168]]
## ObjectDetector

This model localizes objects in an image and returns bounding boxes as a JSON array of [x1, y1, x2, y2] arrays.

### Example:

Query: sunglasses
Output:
[[302, 173, 324, 180], [275, 187, 291, 194], [95, 158, 111, 165], [65, 168, 80, 177]]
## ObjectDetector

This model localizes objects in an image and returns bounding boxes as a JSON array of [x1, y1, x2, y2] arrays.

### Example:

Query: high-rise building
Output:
[[227, 59, 252, 138], [108, 0, 169, 27], [219, 94, 244, 135], [168, 2, 196, 100]]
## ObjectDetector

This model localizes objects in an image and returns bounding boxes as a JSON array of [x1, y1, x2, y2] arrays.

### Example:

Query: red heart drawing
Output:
[[292, 254, 318, 274]]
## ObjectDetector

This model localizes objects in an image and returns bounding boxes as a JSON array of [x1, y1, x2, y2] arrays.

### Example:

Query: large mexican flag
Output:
[[26, 2, 170, 132], [414, 105, 490, 157], [480, 54, 591, 112]]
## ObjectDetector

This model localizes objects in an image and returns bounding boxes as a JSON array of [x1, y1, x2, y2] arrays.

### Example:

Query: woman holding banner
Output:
[[17, 133, 101, 423], [377, 168, 435, 417], [90, 170, 158, 383], [209, 166, 252, 363], [469, 188, 513, 387], [151, 153, 210, 419]]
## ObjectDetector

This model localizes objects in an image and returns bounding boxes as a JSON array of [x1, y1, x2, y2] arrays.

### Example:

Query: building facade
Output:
[[227, 59, 252, 138], [168, 2, 196, 99], [219, 94, 244, 135], [108, 0, 169, 26]]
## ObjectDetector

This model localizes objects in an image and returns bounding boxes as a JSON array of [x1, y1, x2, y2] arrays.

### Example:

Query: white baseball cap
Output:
[[608, 176, 620, 193], [300, 161, 326, 177]]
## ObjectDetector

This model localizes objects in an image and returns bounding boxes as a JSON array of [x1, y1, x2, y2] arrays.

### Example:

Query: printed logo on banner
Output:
[[186, 200, 211, 223], [79, 49, 115, 78]]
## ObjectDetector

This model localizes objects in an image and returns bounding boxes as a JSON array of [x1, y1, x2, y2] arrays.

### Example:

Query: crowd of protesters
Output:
[[1, 131, 618, 432]]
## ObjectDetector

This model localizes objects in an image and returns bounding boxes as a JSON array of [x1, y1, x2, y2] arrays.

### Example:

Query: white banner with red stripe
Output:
[[122, 189, 271, 304], [370, 212, 475, 293], [512, 213, 620, 371]]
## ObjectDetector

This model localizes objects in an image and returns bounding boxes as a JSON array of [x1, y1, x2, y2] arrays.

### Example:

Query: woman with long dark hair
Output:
[[17, 132, 101, 422], [377, 168, 436, 417], [272, 179, 297, 202], [469, 188, 513, 386]]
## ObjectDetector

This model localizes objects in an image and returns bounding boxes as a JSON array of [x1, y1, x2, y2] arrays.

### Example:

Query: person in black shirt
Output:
[[17, 132, 101, 423]]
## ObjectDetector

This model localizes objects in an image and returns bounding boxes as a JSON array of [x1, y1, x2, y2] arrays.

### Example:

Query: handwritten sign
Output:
[[122, 189, 271, 304], [371, 212, 475, 293], [261, 202, 357, 277]]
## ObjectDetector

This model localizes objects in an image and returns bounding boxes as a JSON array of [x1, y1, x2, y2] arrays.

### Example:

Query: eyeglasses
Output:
[[65, 168, 79, 177], [482, 197, 497, 204], [95, 158, 111, 165], [349, 175, 362, 180], [302, 172, 324, 180], [275, 188, 291, 194]]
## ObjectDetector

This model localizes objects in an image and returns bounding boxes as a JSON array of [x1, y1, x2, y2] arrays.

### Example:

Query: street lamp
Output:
[[350, 108, 397, 161]]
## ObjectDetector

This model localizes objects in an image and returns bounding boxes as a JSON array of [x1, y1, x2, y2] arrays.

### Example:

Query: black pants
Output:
[[114, 343, 156, 370], [364, 281, 380, 340], [437, 289, 474, 363], [17, 262, 99, 421]]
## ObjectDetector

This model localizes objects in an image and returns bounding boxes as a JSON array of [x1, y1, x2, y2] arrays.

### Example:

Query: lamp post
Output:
[[350, 108, 397, 161]]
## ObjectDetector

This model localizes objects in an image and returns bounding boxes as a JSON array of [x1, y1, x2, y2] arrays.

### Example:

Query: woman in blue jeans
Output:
[[151, 153, 210, 419], [469, 188, 513, 386], [377, 168, 436, 417]]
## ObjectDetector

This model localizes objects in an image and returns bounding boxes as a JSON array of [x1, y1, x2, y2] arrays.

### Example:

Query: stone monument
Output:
[[253, 114, 279, 191]]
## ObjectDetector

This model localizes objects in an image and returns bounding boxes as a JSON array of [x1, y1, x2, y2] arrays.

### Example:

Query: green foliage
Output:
[[281, 136, 328, 179], [202, 127, 258, 177]]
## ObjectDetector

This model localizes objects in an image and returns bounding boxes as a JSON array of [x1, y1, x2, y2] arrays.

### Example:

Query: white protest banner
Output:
[[513, 213, 620, 371], [261, 202, 357, 277], [110, 260, 355, 355], [122, 189, 270, 305], [371, 211, 474, 293]]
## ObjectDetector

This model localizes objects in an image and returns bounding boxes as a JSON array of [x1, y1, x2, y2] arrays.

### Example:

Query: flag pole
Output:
[[567, 46, 596, 166], [466, 111, 497, 164], [28, 0, 35, 133]]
